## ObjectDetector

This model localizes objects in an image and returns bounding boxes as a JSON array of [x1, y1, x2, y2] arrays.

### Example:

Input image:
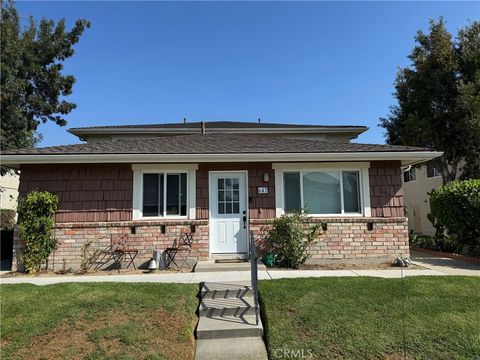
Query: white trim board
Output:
[[1, 151, 443, 168]]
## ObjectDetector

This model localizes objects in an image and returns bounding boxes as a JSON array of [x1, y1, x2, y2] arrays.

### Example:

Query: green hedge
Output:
[[17, 191, 58, 273], [430, 179, 480, 256]]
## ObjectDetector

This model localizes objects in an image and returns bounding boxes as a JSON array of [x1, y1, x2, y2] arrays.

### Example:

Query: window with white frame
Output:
[[426, 164, 441, 178], [132, 164, 197, 220], [283, 170, 362, 215], [403, 168, 416, 183], [142, 172, 187, 217]]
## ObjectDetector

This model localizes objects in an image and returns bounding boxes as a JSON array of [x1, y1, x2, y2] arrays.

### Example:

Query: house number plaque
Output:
[[257, 186, 268, 194]]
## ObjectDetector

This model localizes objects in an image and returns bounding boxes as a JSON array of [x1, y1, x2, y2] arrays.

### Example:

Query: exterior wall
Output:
[[0, 172, 20, 210], [196, 162, 275, 220], [12, 220, 209, 271], [19, 164, 132, 223], [403, 165, 442, 235], [369, 161, 404, 217], [13, 160, 407, 271], [250, 217, 409, 263], [84, 132, 355, 143]]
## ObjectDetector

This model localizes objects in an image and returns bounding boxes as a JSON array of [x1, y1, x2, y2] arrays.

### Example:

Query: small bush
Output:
[[18, 191, 58, 273], [79, 240, 100, 274], [430, 179, 480, 256], [0, 209, 16, 230], [265, 210, 321, 268]]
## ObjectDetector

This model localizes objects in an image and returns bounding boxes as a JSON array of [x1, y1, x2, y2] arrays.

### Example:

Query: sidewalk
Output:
[[0, 268, 444, 286], [411, 249, 480, 276]]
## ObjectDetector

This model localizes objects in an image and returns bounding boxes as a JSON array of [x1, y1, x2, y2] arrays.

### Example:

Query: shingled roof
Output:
[[3, 134, 430, 155]]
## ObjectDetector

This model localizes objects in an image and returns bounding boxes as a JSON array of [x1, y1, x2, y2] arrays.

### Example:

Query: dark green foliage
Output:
[[0, 0, 90, 172], [265, 211, 321, 268], [0, 209, 16, 230], [430, 179, 480, 256], [380, 19, 480, 184], [17, 191, 58, 273]]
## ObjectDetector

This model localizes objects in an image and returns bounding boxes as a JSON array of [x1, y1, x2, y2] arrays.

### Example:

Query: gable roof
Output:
[[2, 134, 442, 167]]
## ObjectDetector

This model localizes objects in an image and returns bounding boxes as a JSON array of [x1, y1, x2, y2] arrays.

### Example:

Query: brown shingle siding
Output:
[[19, 164, 133, 223], [369, 161, 404, 217]]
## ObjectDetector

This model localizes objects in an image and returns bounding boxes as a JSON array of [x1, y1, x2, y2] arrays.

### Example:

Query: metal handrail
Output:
[[250, 230, 259, 326]]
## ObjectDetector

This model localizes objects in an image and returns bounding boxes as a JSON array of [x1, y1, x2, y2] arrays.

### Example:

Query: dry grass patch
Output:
[[1, 283, 198, 360]]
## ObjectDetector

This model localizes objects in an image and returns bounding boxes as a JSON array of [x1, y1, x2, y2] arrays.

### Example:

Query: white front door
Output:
[[209, 172, 248, 254]]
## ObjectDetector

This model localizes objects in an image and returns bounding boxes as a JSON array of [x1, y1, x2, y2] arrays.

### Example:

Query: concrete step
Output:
[[199, 296, 256, 317], [196, 314, 263, 339], [201, 282, 253, 299], [195, 261, 267, 273], [195, 337, 268, 360]]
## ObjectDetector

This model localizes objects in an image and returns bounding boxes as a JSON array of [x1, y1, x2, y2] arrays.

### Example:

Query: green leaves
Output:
[[265, 210, 321, 269], [0, 0, 90, 159], [380, 18, 480, 183], [17, 191, 59, 273], [430, 179, 480, 256]]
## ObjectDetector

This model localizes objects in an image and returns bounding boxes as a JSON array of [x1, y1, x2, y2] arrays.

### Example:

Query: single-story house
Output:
[[2, 121, 442, 271]]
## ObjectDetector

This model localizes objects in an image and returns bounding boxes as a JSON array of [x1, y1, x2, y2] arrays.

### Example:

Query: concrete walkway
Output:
[[0, 267, 445, 286], [411, 250, 480, 276]]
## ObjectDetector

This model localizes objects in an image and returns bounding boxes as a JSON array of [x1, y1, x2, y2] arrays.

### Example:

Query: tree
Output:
[[380, 18, 480, 184], [0, 0, 90, 159]]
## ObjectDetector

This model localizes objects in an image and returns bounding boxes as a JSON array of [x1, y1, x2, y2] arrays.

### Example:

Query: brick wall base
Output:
[[250, 217, 409, 264], [12, 217, 409, 272], [12, 220, 209, 272]]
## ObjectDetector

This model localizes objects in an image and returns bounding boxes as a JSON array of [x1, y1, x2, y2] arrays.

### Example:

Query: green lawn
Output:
[[260, 276, 480, 360], [0, 283, 198, 360]]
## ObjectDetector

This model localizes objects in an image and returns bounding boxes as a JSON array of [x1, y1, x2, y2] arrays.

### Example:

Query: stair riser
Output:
[[196, 328, 263, 340], [201, 289, 253, 299], [199, 307, 256, 317]]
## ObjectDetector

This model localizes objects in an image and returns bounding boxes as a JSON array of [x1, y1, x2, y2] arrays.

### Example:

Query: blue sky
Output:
[[17, 1, 479, 147]]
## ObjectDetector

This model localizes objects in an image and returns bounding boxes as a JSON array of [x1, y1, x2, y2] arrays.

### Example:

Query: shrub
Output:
[[265, 210, 321, 268], [79, 239, 100, 274], [17, 191, 58, 273], [430, 179, 480, 256], [0, 209, 16, 230]]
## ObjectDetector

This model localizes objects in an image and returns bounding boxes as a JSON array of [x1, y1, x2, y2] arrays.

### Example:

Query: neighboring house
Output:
[[0, 172, 19, 211], [2, 121, 442, 271], [402, 163, 460, 236]]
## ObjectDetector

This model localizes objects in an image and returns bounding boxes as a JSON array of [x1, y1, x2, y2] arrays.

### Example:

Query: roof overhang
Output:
[[1, 151, 443, 169], [68, 126, 368, 137]]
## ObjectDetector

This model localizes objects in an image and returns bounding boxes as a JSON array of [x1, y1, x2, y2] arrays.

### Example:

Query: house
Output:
[[0, 172, 19, 211], [402, 163, 462, 236], [1, 121, 442, 271]]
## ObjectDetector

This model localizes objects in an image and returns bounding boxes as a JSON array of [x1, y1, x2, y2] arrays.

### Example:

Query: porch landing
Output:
[[194, 260, 267, 273]]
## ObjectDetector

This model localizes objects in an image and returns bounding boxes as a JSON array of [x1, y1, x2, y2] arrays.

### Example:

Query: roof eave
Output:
[[1, 151, 443, 168], [68, 126, 369, 138]]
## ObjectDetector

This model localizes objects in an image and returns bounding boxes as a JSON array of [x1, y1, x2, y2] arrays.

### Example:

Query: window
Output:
[[427, 164, 441, 178], [217, 177, 240, 214], [142, 173, 187, 217], [403, 168, 416, 183], [284, 172, 301, 212], [283, 170, 361, 214]]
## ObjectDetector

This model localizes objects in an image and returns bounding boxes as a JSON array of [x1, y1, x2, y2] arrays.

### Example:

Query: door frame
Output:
[[208, 170, 249, 258]]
